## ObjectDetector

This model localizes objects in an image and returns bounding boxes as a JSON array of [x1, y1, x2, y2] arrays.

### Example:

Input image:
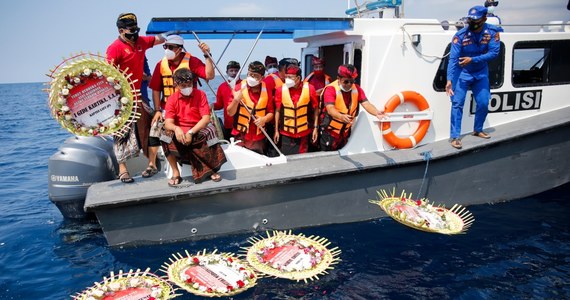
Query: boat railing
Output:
[[399, 21, 569, 60], [346, 0, 402, 18], [401, 21, 570, 34]]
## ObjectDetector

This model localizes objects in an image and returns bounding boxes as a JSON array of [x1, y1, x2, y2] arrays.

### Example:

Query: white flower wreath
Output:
[[47, 53, 139, 136]]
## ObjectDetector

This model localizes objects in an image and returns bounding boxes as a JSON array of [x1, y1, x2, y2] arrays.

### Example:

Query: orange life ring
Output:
[[381, 91, 430, 149]]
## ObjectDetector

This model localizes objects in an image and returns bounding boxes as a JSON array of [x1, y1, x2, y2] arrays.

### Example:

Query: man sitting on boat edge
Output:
[[148, 34, 215, 176], [162, 68, 226, 187], [319, 64, 385, 151]]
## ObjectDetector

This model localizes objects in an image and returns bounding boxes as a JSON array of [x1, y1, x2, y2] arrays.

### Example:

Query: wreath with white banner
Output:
[[46, 53, 139, 136]]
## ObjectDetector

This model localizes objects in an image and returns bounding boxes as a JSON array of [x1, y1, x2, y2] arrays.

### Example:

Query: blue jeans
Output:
[[450, 76, 490, 139]]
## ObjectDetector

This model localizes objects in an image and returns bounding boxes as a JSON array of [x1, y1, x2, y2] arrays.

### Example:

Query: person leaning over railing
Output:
[[319, 64, 385, 151]]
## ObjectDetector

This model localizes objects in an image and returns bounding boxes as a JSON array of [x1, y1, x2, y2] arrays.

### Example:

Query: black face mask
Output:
[[124, 32, 139, 42], [468, 20, 484, 31]]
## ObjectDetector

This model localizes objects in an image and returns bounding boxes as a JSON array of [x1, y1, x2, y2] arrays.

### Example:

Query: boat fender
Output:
[[381, 91, 430, 149]]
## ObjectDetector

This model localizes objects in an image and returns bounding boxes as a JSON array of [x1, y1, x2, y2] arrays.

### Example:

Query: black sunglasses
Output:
[[163, 44, 180, 50], [342, 79, 354, 85], [485, 1, 499, 7], [125, 27, 140, 33]]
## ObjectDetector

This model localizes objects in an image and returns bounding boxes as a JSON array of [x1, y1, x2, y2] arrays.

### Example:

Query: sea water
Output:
[[0, 82, 568, 299]]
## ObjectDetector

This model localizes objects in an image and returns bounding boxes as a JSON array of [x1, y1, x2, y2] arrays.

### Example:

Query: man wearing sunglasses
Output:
[[445, 6, 501, 150], [319, 64, 385, 151], [147, 34, 215, 178], [106, 12, 166, 183]]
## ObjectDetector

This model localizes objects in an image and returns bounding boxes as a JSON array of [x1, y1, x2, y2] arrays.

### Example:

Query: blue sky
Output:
[[0, 0, 568, 84]]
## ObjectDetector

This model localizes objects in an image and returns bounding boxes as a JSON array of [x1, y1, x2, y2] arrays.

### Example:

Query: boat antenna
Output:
[[191, 31, 230, 84], [216, 32, 236, 65]]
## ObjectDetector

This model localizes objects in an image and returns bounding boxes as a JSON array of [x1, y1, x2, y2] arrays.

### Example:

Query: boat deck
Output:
[[85, 106, 570, 212]]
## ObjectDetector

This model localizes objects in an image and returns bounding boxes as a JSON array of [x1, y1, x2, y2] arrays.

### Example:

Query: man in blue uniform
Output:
[[446, 5, 501, 149]]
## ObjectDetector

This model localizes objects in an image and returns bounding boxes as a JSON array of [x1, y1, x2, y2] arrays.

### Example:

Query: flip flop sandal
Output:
[[473, 131, 491, 139], [141, 166, 158, 178], [168, 176, 182, 187], [210, 173, 222, 182], [451, 139, 462, 149], [119, 172, 134, 183]]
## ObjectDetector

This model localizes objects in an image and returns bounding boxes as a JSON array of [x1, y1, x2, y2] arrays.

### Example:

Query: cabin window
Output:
[[512, 40, 570, 87], [354, 48, 362, 85], [433, 42, 505, 92], [304, 54, 315, 78]]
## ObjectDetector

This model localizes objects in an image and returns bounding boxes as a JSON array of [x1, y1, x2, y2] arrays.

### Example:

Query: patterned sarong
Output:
[[163, 124, 227, 183]]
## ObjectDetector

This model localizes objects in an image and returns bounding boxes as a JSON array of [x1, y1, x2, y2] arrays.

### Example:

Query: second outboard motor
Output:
[[48, 136, 117, 219]]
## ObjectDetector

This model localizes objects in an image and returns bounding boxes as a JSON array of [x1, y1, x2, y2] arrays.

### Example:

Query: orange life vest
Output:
[[280, 82, 311, 135], [303, 72, 331, 86], [234, 82, 268, 134], [324, 80, 359, 135], [267, 73, 283, 89], [160, 52, 192, 101]]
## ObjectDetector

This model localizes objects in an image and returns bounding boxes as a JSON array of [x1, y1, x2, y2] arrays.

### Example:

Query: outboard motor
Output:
[[48, 136, 117, 219]]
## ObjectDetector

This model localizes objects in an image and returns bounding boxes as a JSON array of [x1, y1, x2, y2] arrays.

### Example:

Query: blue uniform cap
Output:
[[466, 6, 488, 20]]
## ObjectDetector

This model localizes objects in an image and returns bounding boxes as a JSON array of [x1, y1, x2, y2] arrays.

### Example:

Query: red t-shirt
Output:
[[214, 79, 242, 129], [231, 82, 274, 141], [164, 89, 210, 132], [106, 36, 155, 90], [274, 84, 319, 138], [149, 53, 207, 98], [306, 73, 330, 92]]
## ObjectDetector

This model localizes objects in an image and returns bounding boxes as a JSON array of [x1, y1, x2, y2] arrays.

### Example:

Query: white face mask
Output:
[[340, 85, 352, 92], [285, 78, 296, 88], [246, 76, 260, 87], [180, 87, 192, 96], [267, 67, 278, 74], [487, 6, 495, 14], [165, 49, 176, 60]]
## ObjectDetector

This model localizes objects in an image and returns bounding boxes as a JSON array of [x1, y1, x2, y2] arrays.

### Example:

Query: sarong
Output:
[[163, 125, 227, 183], [113, 102, 152, 163]]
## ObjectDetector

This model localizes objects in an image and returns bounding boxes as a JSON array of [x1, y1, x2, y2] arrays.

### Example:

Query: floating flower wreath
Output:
[[72, 268, 177, 300], [243, 230, 341, 282], [162, 249, 258, 298], [46, 53, 139, 137], [369, 189, 474, 234]]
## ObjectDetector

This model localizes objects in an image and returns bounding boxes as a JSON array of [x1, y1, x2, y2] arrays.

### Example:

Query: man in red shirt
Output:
[[214, 61, 242, 140], [264, 56, 278, 75], [273, 65, 319, 154], [106, 12, 166, 183], [162, 68, 226, 186], [319, 64, 385, 151], [304, 56, 331, 95], [147, 34, 214, 177], [227, 61, 274, 155]]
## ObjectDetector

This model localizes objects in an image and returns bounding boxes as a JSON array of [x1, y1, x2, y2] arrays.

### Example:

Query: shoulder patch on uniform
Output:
[[453, 36, 459, 44], [494, 32, 500, 41]]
